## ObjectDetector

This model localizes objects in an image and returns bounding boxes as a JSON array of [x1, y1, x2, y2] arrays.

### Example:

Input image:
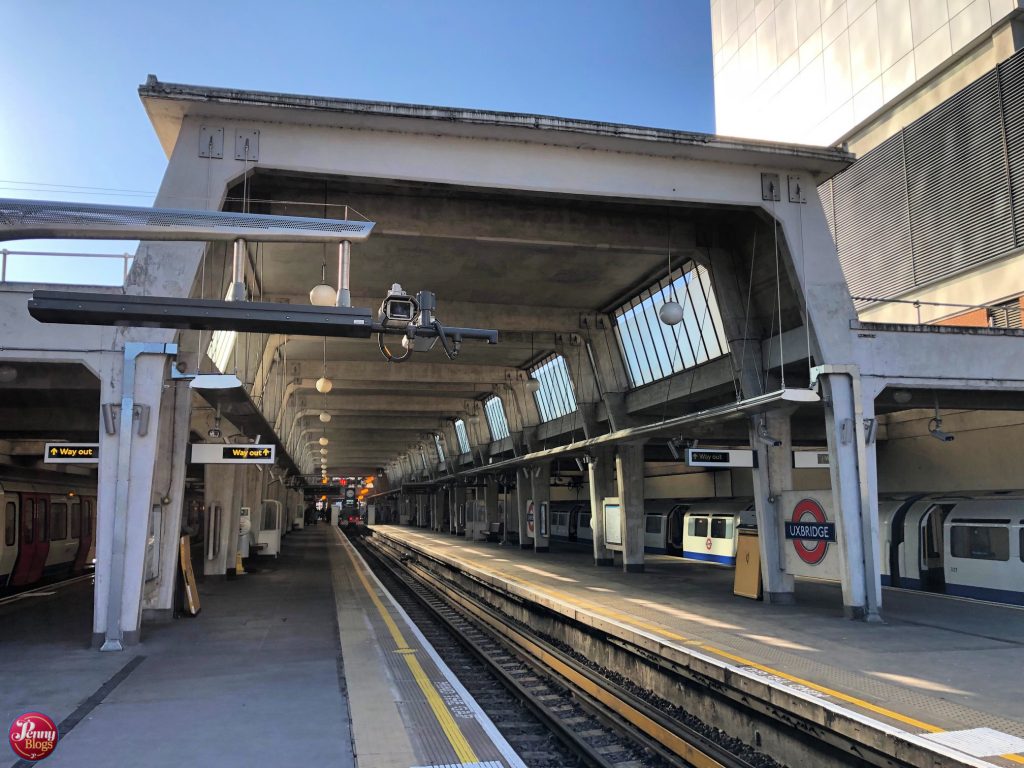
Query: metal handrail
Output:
[[1, 248, 133, 283], [850, 294, 1019, 325]]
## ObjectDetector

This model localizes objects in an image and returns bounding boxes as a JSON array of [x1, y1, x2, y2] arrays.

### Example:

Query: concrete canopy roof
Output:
[[137, 77, 843, 476], [138, 76, 854, 177]]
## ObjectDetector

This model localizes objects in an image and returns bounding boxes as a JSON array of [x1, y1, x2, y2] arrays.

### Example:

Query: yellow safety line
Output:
[[339, 534, 479, 765], [386, 532, 1024, 764]]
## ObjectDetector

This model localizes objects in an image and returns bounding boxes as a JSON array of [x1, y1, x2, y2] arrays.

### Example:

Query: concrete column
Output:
[[485, 475, 499, 530], [516, 471, 532, 548], [531, 463, 551, 553], [398, 492, 410, 524], [202, 465, 236, 578], [141, 375, 192, 624], [821, 371, 882, 621], [588, 447, 616, 566], [616, 443, 646, 573], [749, 411, 796, 602], [861, 392, 883, 616], [222, 466, 245, 575], [453, 486, 466, 534], [433, 488, 444, 531], [93, 353, 177, 648]]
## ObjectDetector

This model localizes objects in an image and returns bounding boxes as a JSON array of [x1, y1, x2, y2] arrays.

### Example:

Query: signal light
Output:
[[340, 478, 347, 486]]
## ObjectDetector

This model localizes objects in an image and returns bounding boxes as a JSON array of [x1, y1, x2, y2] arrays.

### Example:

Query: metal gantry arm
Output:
[[0, 198, 374, 242]]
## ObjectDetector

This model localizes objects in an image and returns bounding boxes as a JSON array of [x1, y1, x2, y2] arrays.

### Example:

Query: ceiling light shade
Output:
[[892, 389, 913, 404], [316, 376, 333, 394], [319, 412, 332, 423], [525, 378, 541, 393], [320, 447, 328, 455], [309, 283, 336, 307], [659, 301, 684, 326], [319, 437, 329, 446]]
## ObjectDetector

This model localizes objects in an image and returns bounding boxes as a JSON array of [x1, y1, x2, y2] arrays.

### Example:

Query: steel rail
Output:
[[363, 534, 759, 768]]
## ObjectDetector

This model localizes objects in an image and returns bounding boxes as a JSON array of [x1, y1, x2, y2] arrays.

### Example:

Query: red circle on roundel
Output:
[[705, 536, 713, 551], [791, 498, 830, 565], [9, 712, 58, 761]]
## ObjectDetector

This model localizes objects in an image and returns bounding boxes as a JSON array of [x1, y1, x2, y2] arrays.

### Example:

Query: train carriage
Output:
[[1, 472, 96, 589]]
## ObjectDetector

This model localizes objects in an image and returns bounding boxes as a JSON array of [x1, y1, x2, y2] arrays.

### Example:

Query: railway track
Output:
[[354, 532, 772, 768], [0, 572, 93, 608]]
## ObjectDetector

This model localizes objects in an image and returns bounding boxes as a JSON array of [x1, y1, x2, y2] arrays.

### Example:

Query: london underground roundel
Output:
[[789, 498, 832, 565]]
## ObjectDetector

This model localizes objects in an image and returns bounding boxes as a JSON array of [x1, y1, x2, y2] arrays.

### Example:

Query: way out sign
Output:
[[44, 443, 99, 463], [191, 443, 276, 464]]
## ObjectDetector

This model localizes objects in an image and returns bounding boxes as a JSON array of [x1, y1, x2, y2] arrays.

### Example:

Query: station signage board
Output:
[[190, 443, 276, 464], [778, 492, 841, 580], [685, 448, 756, 468], [793, 450, 830, 468], [44, 443, 99, 463]]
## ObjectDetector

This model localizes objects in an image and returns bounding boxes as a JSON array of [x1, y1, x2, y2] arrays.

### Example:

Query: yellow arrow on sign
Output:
[[50, 447, 58, 455]]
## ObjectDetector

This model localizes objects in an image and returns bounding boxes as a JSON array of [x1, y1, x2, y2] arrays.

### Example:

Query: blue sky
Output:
[[1, 1, 714, 284]]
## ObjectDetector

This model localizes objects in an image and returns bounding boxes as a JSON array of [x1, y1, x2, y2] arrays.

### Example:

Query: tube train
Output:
[[1, 467, 207, 592], [1, 470, 97, 589], [549, 498, 755, 566], [548, 492, 1024, 606]]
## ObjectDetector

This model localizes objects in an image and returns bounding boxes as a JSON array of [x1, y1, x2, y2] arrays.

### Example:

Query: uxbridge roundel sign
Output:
[[784, 498, 836, 565]]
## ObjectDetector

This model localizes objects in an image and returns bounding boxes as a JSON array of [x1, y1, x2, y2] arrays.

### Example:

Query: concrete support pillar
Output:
[[453, 486, 466, 535], [434, 488, 445, 531], [820, 371, 883, 621], [94, 350, 181, 649], [398, 492, 410, 525], [588, 447, 616, 566], [485, 475, 499, 528], [531, 463, 551, 553], [515, 472, 532, 548], [749, 411, 796, 602], [222, 466, 245, 575], [202, 466, 236, 578], [616, 443, 646, 573], [141, 375, 192, 624]]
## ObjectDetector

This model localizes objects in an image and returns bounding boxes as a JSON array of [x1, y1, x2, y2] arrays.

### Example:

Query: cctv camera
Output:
[[756, 433, 782, 448], [929, 428, 955, 442], [208, 427, 222, 439]]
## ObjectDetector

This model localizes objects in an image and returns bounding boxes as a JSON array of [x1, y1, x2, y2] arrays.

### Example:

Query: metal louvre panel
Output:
[[904, 70, 1014, 285], [988, 299, 1022, 328], [832, 132, 914, 298], [998, 51, 1024, 247], [819, 179, 835, 241]]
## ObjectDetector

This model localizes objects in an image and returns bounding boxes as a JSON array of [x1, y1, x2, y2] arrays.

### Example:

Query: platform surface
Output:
[[372, 525, 1024, 768], [1, 525, 522, 768]]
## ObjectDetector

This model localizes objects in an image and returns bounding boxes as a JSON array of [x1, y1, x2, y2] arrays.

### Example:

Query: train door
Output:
[[667, 505, 687, 553], [10, 494, 49, 586], [1, 497, 18, 584], [72, 497, 95, 573], [918, 504, 953, 592]]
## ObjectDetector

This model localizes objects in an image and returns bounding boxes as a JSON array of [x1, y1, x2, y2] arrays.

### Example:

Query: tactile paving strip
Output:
[[921, 728, 1024, 757]]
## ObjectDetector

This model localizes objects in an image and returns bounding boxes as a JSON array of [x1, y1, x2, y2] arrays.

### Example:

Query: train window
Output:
[[71, 503, 82, 539], [691, 517, 708, 537], [950, 525, 1009, 561], [4, 502, 14, 546], [710, 517, 730, 539], [23, 499, 33, 543], [579, 513, 591, 530], [645, 516, 662, 534], [50, 503, 68, 540]]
